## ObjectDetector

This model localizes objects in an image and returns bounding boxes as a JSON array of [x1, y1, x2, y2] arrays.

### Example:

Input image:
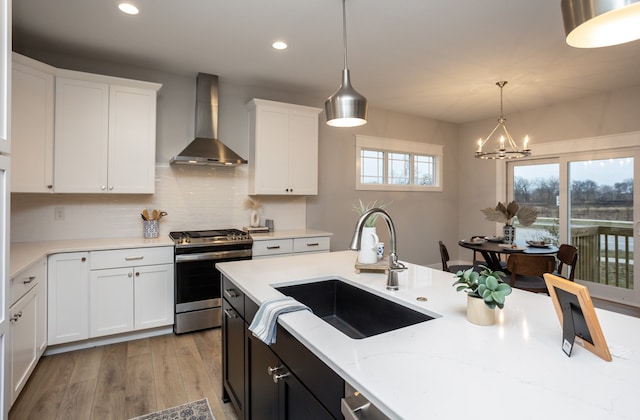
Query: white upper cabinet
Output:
[[0, 0, 9, 154], [11, 54, 55, 192], [10, 54, 161, 194], [247, 99, 321, 195], [54, 71, 160, 193]]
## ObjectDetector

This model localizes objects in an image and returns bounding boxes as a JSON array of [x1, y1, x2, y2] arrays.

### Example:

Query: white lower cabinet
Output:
[[48, 247, 174, 345], [253, 235, 331, 259], [89, 267, 134, 337], [47, 252, 90, 345], [89, 247, 174, 339], [10, 258, 47, 405]]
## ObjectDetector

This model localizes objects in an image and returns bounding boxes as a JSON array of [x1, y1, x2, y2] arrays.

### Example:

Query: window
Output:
[[356, 135, 443, 191], [503, 132, 640, 305]]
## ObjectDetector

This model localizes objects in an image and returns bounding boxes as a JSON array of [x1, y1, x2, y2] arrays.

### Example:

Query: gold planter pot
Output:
[[466, 294, 496, 326]]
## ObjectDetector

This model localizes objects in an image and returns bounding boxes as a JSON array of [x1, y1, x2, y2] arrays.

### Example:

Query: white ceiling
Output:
[[12, 0, 640, 124]]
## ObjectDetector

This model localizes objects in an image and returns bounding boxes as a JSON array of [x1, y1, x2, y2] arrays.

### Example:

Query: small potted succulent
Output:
[[452, 265, 512, 326]]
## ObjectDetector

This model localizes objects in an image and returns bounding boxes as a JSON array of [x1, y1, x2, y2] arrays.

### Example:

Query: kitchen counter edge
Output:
[[10, 237, 174, 278]]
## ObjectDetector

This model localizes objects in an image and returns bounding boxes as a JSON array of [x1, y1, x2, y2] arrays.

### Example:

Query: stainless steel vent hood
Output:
[[170, 73, 247, 166]]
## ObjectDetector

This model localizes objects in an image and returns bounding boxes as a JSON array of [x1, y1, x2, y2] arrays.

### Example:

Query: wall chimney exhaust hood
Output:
[[170, 73, 247, 166]]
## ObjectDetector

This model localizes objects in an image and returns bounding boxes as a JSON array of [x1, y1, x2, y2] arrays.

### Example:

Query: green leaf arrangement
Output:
[[452, 265, 512, 309]]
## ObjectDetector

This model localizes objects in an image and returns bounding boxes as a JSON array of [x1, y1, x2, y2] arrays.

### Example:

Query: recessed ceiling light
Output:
[[118, 2, 140, 15], [272, 41, 288, 50]]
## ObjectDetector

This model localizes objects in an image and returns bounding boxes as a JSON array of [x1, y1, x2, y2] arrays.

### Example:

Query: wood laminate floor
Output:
[[9, 329, 239, 420]]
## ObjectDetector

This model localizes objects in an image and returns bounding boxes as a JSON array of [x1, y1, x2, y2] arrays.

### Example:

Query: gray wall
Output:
[[307, 108, 459, 266]]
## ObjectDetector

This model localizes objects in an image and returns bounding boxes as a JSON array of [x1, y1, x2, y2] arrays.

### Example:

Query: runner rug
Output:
[[129, 398, 214, 420]]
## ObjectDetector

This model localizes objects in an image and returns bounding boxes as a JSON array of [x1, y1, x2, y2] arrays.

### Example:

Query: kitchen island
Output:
[[217, 250, 639, 420]]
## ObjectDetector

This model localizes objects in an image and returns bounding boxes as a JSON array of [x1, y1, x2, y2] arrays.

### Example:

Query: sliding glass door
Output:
[[508, 150, 639, 304]]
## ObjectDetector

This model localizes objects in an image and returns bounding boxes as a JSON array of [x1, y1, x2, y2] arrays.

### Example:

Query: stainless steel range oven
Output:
[[170, 229, 252, 334]]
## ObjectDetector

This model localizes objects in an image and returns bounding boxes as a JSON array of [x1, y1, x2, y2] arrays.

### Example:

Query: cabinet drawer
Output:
[[293, 236, 330, 253], [222, 276, 245, 318], [11, 257, 45, 306], [252, 239, 293, 257], [90, 246, 173, 270]]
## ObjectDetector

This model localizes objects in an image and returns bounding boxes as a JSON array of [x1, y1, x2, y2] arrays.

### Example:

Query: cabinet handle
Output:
[[223, 309, 237, 319], [267, 365, 284, 375], [101, 185, 106, 190], [81, 257, 87, 262], [135, 272, 140, 277], [125, 256, 144, 261], [306, 242, 319, 247], [23, 276, 36, 284], [109, 186, 114, 191], [10, 311, 22, 322], [272, 372, 290, 383], [224, 289, 239, 298], [128, 272, 133, 278], [47, 185, 53, 189], [266, 245, 281, 250]]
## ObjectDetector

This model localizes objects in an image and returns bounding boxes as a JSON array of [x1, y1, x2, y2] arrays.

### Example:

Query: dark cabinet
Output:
[[222, 298, 246, 417], [249, 333, 334, 420], [221, 275, 344, 420]]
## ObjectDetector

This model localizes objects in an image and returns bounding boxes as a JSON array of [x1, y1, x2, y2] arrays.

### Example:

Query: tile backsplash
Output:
[[10, 164, 307, 242]]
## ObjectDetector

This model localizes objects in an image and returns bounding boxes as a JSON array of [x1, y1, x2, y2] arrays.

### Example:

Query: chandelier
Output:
[[475, 81, 531, 160]]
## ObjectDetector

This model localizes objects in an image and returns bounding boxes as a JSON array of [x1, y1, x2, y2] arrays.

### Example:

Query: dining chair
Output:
[[439, 241, 476, 273], [506, 254, 557, 294], [556, 244, 578, 281]]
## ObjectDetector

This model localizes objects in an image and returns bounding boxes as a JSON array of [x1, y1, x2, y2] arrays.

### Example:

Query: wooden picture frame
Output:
[[543, 273, 612, 362]]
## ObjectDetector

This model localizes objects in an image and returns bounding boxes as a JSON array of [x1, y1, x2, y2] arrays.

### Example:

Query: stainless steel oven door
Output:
[[175, 249, 251, 313]]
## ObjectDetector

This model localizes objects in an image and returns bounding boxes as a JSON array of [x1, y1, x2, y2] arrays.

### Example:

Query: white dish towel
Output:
[[249, 296, 311, 344]]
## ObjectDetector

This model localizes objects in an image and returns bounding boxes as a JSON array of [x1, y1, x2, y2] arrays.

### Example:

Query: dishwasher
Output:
[[341, 383, 390, 420]]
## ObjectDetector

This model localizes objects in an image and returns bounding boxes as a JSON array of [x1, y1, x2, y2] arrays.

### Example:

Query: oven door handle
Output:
[[175, 249, 252, 262]]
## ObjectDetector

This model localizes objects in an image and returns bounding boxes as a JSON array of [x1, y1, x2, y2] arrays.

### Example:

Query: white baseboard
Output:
[[44, 326, 174, 355]]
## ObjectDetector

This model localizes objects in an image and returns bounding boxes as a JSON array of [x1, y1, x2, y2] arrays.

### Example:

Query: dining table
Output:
[[458, 239, 559, 271]]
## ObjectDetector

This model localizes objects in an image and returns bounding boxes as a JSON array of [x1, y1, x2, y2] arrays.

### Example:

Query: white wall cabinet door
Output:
[[288, 110, 319, 195], [89, 267, 134, 338], [134, 263, 174, 330], [54, 75, 159, 194], [107, 85, 157, 193], [11, 55, 54, 192], [54, 77, 109, 193], [47, 252, 90, 345], [9, 281, 44, 405], [248, 99, 321, 195]]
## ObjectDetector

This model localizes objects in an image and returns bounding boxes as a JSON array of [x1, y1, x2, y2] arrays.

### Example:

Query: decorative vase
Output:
[[466, 295, 496, 326], [250, 209, 260, 227], [357, 226, 379, 264], [503, 224, 516, 244]]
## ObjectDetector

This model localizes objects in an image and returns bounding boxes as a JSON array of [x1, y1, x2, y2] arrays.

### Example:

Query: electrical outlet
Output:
[[54, 207, 65, 221]]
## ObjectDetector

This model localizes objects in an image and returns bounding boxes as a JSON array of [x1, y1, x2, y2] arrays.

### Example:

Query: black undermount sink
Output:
[[275, 279, 435, 339]]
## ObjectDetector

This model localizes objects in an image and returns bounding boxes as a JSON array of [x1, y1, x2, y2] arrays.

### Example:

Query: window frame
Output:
[[355, 135, 443, 192]]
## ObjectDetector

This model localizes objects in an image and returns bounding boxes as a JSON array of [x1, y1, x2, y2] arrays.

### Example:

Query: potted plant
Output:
[[480, 200, 538, 244], [452, 265, 512, 326], [352, 200, 391, 264]]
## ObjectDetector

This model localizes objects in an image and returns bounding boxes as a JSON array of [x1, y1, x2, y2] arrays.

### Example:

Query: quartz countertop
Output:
[[10, 237, 174, 278], [217, 250, 640, 420]]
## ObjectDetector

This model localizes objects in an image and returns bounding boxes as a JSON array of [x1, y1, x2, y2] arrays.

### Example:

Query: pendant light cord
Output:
[[342, 0, 348, 70]]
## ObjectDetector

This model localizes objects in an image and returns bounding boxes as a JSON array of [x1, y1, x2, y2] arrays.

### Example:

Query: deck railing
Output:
[[571, 224, 634, 288]]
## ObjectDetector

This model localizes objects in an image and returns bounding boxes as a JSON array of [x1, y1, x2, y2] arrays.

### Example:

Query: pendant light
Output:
[[325, 0, 368, 127], [475, 81, 531, 160], [562, 0, 640, 48]]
